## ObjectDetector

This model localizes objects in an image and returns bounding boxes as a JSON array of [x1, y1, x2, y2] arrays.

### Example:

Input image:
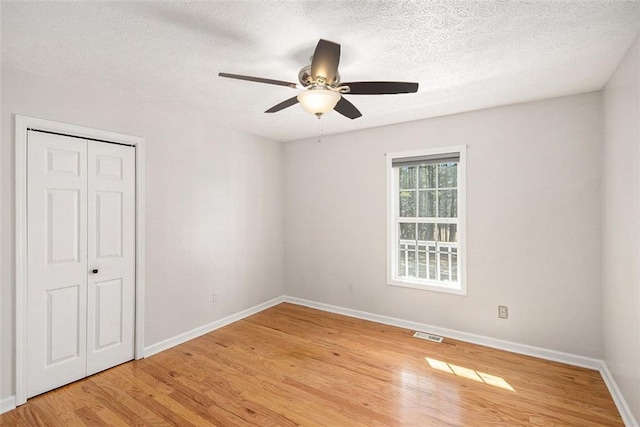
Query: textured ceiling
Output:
[[2, 1, 639, 142]]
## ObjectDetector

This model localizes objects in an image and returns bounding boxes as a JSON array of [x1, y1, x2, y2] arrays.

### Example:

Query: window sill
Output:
[[387, 278, 467, 296]]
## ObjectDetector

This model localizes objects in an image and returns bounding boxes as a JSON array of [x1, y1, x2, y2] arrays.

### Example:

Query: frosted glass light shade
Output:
[[297, 88, 341, 116]]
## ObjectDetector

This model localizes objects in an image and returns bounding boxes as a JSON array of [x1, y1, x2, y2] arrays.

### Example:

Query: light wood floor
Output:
[[1, 303, 622, 426]]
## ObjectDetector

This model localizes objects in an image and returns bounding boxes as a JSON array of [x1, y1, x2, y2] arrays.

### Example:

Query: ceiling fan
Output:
[[219, 39, 419, 119]]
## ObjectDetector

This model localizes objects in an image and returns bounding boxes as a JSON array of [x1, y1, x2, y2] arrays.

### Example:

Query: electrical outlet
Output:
[[498, 305, 508, 319], [213, 292, 219, 303], [347, 282, 354, 293]]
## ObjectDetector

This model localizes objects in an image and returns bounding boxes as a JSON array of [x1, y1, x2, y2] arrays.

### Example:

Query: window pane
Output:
[[439, 253, 450, 281], [399, 250, 407, 277], [399, 191, 416, 217], [418, 165, 436, 189], [418, 251, 427, 279], [429, 251, 437, 280], [399, 166, 417, 189], [452, 254, 458, 281], [438, 189, 457, 217], [437, 224, 457, 243], [407, 251, 416, 277], [438, 163, 457, 188], [399, 223, 416, 240], [418, 223, 436, 242], [418, 190, 436, 217]]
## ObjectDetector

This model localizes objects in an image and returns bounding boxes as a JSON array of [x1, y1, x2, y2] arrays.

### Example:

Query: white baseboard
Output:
[[599, 362, 639, 427], [283, 296, 638, 426], [143, 296, 285, 357], [0, 395, 16, 415]]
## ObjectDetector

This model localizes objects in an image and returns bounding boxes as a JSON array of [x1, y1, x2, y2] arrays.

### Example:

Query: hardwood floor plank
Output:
[[74, 406, 112, 427], [100, 367, 198, 427], [0, 303, 623, 426], [34, 392, 86, 427], [154, 348, 300, 426]]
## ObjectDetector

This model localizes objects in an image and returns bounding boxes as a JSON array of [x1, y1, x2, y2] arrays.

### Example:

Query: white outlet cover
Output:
[[498, 306, 508, 318]]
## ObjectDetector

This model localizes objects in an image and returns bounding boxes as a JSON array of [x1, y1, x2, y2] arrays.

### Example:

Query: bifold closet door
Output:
[[86, 140, 135, 376], [27, 131, 135, 398], [27, 131, 88, 398]]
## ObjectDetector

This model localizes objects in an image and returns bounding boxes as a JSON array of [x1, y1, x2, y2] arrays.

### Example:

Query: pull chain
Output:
[[317, 119, 324, 143]]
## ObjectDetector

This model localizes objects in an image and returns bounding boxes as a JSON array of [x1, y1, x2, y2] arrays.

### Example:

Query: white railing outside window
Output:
[[398, 240, 457, 282]]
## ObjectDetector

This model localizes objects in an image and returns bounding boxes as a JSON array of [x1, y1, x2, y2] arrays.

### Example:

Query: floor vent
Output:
[[413, 332, 443, 343]]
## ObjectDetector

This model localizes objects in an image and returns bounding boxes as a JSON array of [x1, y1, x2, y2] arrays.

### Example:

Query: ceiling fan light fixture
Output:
[[297, 87, 340, 117]]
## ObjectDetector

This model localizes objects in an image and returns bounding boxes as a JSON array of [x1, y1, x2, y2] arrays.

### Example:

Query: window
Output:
[[387, 146, 466, 295]]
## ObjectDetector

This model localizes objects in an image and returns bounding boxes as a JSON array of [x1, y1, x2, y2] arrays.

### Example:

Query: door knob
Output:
[[92, 269, 99, 274]]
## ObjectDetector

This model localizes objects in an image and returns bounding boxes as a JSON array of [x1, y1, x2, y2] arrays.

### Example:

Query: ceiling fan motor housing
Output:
[[298, 63, 340, 88]]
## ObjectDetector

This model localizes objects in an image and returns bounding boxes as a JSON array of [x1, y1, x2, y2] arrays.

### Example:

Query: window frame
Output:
[[386, 146, 467, 295]]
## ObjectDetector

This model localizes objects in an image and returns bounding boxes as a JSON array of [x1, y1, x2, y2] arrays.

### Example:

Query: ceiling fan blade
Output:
[[342, 81, 419, 95], [265, 96, 299, 113], [311, 39, 340, 84], [219, 72, 297, 88], [334, 97, 362, 119]]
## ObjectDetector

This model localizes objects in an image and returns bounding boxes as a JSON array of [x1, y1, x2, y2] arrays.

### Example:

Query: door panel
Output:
[[47, 189, 81, 263], [95, 191, 123, 258], [46, 147, 81, 176], [95, 154, 123, 179], [27, 131, 88, 398], [86, 141, 135, 375], [47, 285, 81, 364], [95, 278, 124, 350]]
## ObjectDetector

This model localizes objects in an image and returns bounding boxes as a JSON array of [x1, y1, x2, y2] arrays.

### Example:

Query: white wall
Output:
[[603, 35, 640, 422], [284, 92, 603, 358], [0, 66, 285, 400]]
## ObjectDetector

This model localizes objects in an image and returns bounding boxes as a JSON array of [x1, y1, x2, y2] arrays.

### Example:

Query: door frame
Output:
[[14, 115, 146, 405]]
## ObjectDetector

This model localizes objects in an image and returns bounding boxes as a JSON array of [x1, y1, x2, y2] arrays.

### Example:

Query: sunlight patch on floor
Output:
[[426, 357, 515, 392]]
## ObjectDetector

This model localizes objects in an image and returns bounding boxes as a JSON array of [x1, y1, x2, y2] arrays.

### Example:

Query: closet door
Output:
[[27, 131, 88, 398], [86, 141, 135, 375], [26, 131, 136, 398]]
